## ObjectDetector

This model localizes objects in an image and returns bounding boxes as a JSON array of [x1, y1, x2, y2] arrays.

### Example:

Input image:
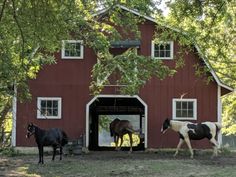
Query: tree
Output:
[[160, 0, 235, 135], [0, 0, 235, 140], [222, 94, 236, 135], [0, 0, 172, 144]]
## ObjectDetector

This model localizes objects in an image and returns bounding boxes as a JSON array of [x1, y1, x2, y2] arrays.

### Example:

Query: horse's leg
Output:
[[52, 146, 56, 161], [114, 135, 118, 150], [59, 146, 63, 160], [174, 138, 184, 157], [209, 138, 219, 157], [38, 145, 42, 164], [128, 133, 133, 153], [41, 146, 44, 164], [118, 135, 123, 151], [184, 138, 194, 158]]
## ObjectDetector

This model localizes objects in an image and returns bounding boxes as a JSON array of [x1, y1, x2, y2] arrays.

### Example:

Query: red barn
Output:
[[12, 5, 233, 151]]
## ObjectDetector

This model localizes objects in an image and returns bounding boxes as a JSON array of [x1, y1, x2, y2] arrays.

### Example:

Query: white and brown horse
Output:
[[110, 118, 136, 153], [161, 118, 222, 158]]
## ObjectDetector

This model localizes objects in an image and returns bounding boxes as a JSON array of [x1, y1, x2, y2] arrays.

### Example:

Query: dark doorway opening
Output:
[[88, 97, 145, 151]]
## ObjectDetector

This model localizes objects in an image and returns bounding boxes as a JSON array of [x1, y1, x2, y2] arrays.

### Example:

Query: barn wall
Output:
[[16, 20, 218, 149]]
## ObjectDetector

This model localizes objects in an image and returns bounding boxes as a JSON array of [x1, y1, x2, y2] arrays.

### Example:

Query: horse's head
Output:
[[161, 118, 170, 134], [26, 123, 36, 138]]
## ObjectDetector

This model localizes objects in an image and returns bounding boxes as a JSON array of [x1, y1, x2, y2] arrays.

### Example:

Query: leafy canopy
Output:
[[0, 0, 235, 135]]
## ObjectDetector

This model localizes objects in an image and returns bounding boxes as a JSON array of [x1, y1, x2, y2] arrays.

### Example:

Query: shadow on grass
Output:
[[1, 149, 236, 177]]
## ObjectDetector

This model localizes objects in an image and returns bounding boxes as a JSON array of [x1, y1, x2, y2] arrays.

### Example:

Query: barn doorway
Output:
[[86, 95, 147, 151]]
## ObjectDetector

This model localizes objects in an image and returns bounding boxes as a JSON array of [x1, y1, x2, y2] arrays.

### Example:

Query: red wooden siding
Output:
[[17, 20, 218, 149]]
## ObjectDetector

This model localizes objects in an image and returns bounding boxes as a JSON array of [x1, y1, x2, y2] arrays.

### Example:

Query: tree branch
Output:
[[0, 98, 12, 129], [0, 0, 7, 23], [11, 0, 25, 60]]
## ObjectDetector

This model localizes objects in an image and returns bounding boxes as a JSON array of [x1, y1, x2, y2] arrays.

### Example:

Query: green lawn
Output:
[[1, 151, 236, 177]]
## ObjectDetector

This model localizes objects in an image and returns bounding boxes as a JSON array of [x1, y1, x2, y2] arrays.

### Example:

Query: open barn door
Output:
[[86, 95, 147, 151]]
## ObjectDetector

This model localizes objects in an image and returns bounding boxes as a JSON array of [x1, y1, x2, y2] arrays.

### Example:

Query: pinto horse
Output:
[[161, 118, 222, 158], [26, 123, 68, 164], [110, 118, 137, 153]]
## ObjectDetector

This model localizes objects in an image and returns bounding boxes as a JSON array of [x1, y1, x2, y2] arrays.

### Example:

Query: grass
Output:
[[1, 150, 236, 177]]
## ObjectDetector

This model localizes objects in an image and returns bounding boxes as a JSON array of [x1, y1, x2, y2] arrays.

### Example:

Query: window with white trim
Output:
[[172, 99, 197, 120], [151, 41, 174, 59], [61, 40, 84, 59], [37, 97, 62, 119]]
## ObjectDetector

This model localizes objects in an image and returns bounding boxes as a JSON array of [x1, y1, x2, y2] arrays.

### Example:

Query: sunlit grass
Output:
[[110, 134, 140, 147]]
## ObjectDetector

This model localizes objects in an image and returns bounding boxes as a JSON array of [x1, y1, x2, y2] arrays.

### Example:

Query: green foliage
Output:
[[157, 0, 235, 135], [0, 1, 235, 136], [0, 147, 19, 156], [219, 145, 232, 156], [90, 48, 176, 95], [161, 0, 236, 85], [222, 93, 236, 135], [99, 115, 112, 132]]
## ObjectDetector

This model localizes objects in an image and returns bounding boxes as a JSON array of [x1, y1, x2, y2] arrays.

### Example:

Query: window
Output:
[[61, 40, 84, 59], [37, 97, 62, 119], [172, 99, 197, 120], [151, 41, 174, 59]]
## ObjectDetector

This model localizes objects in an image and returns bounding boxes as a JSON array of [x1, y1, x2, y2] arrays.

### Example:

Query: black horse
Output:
[[26, 123, 68, 164]]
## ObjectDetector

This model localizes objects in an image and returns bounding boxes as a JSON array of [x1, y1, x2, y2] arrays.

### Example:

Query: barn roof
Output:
[[94, 4, 234, 94]]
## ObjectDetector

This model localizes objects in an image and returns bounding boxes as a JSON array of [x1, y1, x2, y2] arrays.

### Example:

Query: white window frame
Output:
[[37, 97, 62, 119], [61, 40, 84, 59], [172, 98, 197, 120], [151, 41, 174, 60]]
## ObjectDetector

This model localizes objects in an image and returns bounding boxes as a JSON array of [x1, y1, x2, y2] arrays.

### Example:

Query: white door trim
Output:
[[86, 94, 148, 148]]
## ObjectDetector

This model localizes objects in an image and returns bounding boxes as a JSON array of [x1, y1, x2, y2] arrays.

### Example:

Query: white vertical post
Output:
[[217, 85, 222, 146], [11, 84, 17, 147]]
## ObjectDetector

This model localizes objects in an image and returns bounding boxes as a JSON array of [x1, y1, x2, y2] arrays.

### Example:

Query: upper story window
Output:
[[37, 97, 62, 119], [61, 40, 84, 59], [172, 98, 197, 120], [151, 41, 174, 59]]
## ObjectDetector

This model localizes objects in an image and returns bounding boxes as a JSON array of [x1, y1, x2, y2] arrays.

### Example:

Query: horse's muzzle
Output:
[[26, 132, 33, 138]]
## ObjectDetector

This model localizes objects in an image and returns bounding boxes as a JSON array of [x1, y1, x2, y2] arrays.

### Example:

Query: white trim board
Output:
[[11, 85, 17, 147], [86, 94, 148, 148], [217, 85, 223, 146]]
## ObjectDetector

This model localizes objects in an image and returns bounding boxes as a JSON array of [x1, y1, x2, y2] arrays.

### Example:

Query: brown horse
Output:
[[109, 118, 136, 153]]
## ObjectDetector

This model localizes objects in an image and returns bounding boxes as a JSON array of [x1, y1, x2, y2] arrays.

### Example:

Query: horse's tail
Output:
[[215, 122, 222, 136], [61, 131, 68, 146], [126, 127, 141, 134]]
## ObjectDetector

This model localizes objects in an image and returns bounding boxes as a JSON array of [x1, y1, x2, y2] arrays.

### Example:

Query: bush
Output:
[[0, 147, 19, 156]]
